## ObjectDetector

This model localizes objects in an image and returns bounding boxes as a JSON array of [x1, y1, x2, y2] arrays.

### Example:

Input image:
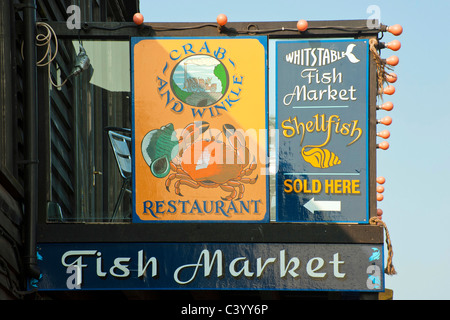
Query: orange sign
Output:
[[131, 37, 268, 222]]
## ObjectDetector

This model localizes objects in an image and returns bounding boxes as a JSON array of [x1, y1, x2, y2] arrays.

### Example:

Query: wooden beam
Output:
[[39, 20, 380, 38], [37, 222, 384, 244]]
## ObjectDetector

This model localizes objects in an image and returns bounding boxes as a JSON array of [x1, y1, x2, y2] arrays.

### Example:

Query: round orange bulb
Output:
[[377, 141, 390, 150], [378, 101, 394, 111], [217, 14, 228, 26], [133, 12, 144, 25], [376, 185, 385, 193], [377, 193, 384, 201], [387, 24, 403, 36], [385, 72, 397, 83], [386, 55, 399, 66], [376, 176, 386, 184], [386, 40, 401, 51], [297, 19, 308, 32], [383, 116, 393, 125], [378, 115, 392, 125], [384, 85, 396, 95], [377, 208, 383, 216], [377, 130, 390, 139]]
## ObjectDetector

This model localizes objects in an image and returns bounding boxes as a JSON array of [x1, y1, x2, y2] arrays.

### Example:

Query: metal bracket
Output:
[[13, 3, 36, 12], [17, 159, 39, 166]]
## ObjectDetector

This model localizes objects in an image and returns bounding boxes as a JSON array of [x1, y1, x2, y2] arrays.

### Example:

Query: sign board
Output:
[[36, 242, 384, 292], [131, 37, 269, 222], [273, 39, 369, 222]]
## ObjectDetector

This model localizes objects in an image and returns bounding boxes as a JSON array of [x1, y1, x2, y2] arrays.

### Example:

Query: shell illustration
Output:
[[141, 123, 179, 178], [301, 146, 341, 169]]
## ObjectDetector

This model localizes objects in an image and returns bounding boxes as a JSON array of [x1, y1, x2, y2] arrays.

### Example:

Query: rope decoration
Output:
[[369, 38, 393, 98], [369, 216, 397, 275], [21, 22, 71, 88]]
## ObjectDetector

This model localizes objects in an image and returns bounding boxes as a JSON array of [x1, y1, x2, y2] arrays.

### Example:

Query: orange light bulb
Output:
[[376, 185, 385, 193], [133, 12, 144, 25], [377, 193, 384, 201], [385, 72, 397, 83], [387, 24, 403, 36], [217, 14, 228, 26], [386, 40, 401, 51], [377, 130, 391, 139], [383, 85, 396, 95], [297, 19, 308, 32], [377, 101, 394, 111], [386, 55, 399, 66], [376, 176, 386, 184], [377, 141, 390, 150], [378, 115, 392, 125]]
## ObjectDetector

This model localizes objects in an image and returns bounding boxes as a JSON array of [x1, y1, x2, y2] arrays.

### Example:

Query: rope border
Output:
[[370, 216, 397, 275]]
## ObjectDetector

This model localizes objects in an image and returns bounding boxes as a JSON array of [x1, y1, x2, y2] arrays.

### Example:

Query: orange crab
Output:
[[165, 122, 258, 200]]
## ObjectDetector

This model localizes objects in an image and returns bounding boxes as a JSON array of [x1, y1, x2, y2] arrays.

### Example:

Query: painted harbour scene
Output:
[[171, 54, 228, 107]]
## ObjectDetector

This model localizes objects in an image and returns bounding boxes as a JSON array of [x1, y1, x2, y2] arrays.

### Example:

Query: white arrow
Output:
[[304, 198, 341, 214]]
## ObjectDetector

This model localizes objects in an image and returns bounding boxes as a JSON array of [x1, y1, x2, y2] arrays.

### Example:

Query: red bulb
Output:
[[385, 72, 397, 83], [377, 130, 391, 139], [387, 24, 403, 36], [297, 19, 308, 32], [133, 13, 144, 25], [377, 141, 390, 150], [377, 208, 383, 216], [386, 55, 399, 66], [383, 85, 396, 95], [386, 40, 401, 51], [217, 14, 228, 26]]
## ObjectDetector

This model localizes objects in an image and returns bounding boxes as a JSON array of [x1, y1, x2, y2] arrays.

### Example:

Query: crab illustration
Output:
[[165, 121, 258, 200]]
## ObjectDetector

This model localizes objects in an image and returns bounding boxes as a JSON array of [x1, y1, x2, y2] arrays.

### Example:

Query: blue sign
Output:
[[36, 242, 383, 292], [274, 39, 369, 222]]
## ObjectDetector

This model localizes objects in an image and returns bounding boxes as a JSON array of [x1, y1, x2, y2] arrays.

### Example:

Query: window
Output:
[[46, 40, 131, 222]]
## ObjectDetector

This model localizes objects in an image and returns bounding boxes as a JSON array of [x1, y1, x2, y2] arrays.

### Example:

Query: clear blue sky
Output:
[[140, 0, 450, 300]]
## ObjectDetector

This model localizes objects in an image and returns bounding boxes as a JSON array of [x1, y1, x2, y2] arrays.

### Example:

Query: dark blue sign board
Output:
[[274, 39, 369, 223], [36, 242, 384, 292]]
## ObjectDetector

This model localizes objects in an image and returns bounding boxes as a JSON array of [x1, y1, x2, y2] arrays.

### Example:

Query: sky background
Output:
[[140, 0, 450, 300]]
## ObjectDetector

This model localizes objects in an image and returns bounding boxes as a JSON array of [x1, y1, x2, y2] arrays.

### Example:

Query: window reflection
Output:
[[47, 40, 131, 223]]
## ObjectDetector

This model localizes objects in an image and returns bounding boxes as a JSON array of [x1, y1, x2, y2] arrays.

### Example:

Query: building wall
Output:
[[0, 0, 138, 299], [0, 0, 26, 300]]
